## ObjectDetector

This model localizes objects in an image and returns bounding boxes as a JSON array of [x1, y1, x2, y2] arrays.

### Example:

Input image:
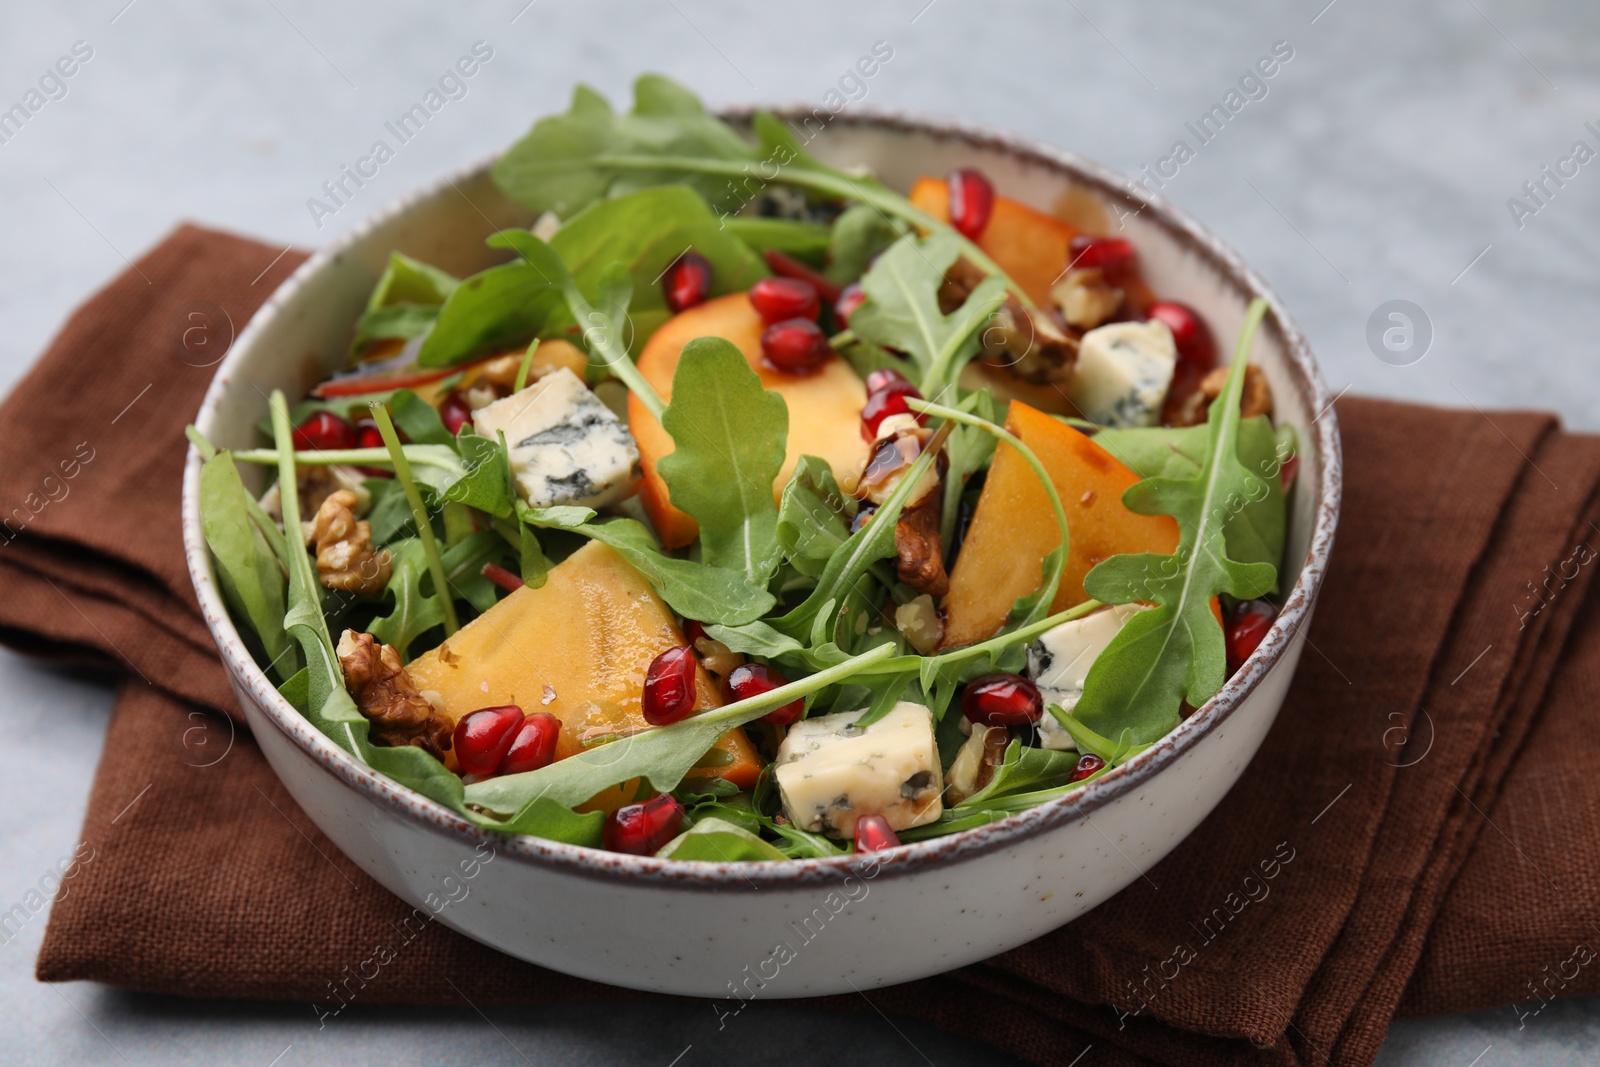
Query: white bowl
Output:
[[181, 108, 1340, 997]]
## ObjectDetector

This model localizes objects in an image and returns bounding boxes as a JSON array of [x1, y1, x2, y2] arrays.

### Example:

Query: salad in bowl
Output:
[[189, 76, 1297, 867]]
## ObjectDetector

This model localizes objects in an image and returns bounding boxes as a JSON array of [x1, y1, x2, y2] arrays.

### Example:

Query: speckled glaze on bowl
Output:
[[181, 108, 1340, 998]]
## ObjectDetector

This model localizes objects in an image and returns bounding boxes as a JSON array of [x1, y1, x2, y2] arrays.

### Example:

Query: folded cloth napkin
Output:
[[16, 226, 1600, 1067]]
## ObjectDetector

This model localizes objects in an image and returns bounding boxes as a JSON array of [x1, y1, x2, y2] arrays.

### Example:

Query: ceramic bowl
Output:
[[181, 107, 1340, 997]]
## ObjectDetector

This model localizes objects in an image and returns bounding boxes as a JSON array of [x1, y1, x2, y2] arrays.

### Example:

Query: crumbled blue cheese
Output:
[[470, 367, 641, 508], [1026, 604, 1147, 750], [774, 701, 944, 837], [1068, 320, 1177, 428]]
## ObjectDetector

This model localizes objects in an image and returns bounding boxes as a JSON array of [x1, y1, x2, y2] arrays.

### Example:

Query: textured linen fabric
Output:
[[12, 226, 1600, 1067]]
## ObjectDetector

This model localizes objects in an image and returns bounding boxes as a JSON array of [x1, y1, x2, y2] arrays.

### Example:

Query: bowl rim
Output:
[[181, 104, 1342, 888]]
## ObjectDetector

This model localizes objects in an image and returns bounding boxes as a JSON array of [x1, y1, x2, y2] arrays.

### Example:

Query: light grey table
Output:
[[2, 1, 1595, 1063]]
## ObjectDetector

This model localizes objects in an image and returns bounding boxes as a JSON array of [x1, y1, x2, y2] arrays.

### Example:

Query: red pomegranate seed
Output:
[[1226, 600, 1278, 675], [864, 367, 911, 395], [683, 620, 707, 645], [643, 645, 698, 726], [835, 283, 866, 327], [726, 662, 803, 726], [439, 391, 472, 436], [663, 251, 712, 313], [947, 168, 995, 241], [1070, 753, 1106, 783], [497, 711, 561, 775], [860, 378, 926, 440], [1279, 452, 1300, 489], [452, 705, 525, 776], [603, 793, 685, 855], [1069, 234, 1137, 277], [352, 417, 393, 476], [962, 674, 1044, 727], [1146, 301, 1215, 369], [761, 318, 831, 374], [749, 277, 820, 324], [763, 249, 842, 304], [854, 814, 901, 853], [480, 562, 524, 594], [293, 411, 355, 452]]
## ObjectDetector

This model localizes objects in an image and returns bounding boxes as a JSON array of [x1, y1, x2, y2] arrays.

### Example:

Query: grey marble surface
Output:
[[1, 1, 1596, 1064]]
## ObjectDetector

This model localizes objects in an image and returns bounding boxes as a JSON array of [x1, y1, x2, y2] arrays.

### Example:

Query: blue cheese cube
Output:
[[1068, 320, 1177, 428], [774, 701, 944, 837], [470, 368, 641, 509], [1026, 604, 1147, 749]]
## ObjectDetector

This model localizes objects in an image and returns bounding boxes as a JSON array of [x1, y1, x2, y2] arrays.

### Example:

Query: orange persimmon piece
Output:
[[406, 541, 761, 807], [940, 401, 1181, 648], [629, 292, 870, 549], [909, 177, 1080, 307]]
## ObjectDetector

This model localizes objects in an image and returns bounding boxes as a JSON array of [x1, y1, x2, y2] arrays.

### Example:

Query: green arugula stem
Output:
[[592, 154, 1034, 307], [268, 392, 321, 600], [230, 446, 452, 470], [371, 404, 459, 635], [513, 338, 541, 393], [850, 598, 1104, 678]]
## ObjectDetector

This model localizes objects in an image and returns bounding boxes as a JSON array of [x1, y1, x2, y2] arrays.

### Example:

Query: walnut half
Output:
[[336, 630, 453, 760], [1167, 363, 1275, 427], [309, 489, 392, 595]]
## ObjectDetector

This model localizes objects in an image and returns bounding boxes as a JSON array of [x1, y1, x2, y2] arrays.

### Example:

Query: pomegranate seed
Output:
[[749, 277, 820, 324], [864, 367, 911, 395], [761, 318, 831, 374], [850, 504, 877, 535], [1280, 452, 1300, 489], [1070, 753, 1106, 783], [835, 283, 866, 326], [1226, 600, 1278, 675], [1146, 301, 1215, 369], [726, 662, 804, 726], [439, 391, 472, 436], [860, 379, 926, 441], [497, 711, 561, 775], [962, 674, 1044, 727], [854, 814, 901, 853], [947, 168, 996, 241], [603, 793, 685, 855], [663, 251, 712, 313], [683, 620, 707, 645], [643, 646, 698, 726], [763, 249, 842, 304], [293, 411, 355, 452], [452, 705, 525, 776], [353, 417, 393, 476], [1069, 235, 1137, 278], [480, 562, 524, 593]]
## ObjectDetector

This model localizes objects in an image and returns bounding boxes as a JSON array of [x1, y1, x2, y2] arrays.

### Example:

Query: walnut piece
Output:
[[1167, 363, 1275, 427], [337, 630, 453, 760], [309, 489, 392, 595], [941, 258, 1079, 385], [894, 495, 950, 597]]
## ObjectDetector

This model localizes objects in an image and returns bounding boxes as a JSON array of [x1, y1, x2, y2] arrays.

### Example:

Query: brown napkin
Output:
[[17, 226, 1600, 1067]]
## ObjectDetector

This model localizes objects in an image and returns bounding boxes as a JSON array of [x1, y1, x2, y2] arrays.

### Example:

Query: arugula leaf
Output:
[[1072, 300, 1279, 745], [463, 643, 894, 815], [722, 217, 831, 263], [368, 532, 504, 659], [1046, 704, 1151, 766], [936, 390, 999, 548], [489, 75, 1030, 304], [849, 233, 1008, 399], [775, 455, 853, 577], [656, 818, 788, 862], [519, 505, 773, 625], [444, 429, 517, 519], [658, 338, 788, 587], [350, 252, 458, 359], [825, 203, 906, 285], [388, 388, 454, 447], [704, 619, 805, 659], [199, 451, 296, 681], [1094, 415, 1292, 580], [770, 423, 950, 642]]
